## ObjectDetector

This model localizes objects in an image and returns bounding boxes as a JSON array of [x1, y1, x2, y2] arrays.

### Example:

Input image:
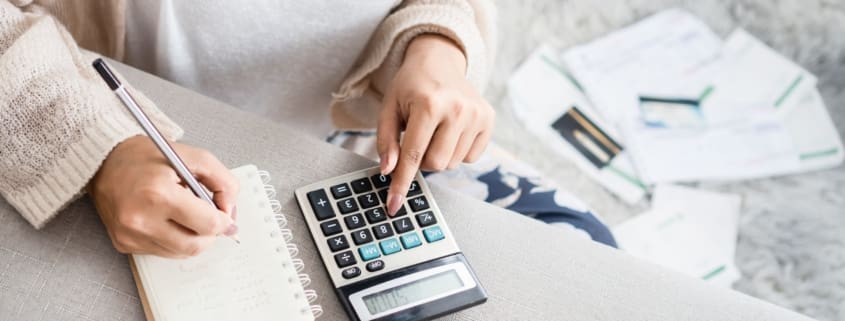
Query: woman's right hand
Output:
[[89, 136, 239, 258]]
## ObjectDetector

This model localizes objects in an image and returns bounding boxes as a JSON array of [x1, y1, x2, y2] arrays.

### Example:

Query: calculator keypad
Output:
[[305, 173, 449, 277]]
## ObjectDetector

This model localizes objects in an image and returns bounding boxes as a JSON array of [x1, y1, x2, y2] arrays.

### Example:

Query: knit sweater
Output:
[[0, 0, 495, 228]]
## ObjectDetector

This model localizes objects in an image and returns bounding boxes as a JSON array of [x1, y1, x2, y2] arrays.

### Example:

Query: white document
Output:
[[627, 117, 802, 183], [613, 184, 742, 286], [778, 86, 844, 171], [560, 9, 821, 183], [561, 8, 723, 126], [507, 45, 647, 204]]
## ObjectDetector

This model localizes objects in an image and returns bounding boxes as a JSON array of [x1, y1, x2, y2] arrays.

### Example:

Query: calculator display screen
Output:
[[362, 270, 464, 315]]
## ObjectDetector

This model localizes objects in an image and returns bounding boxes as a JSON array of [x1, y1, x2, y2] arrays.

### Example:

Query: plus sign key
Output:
[[307, 189, 335, 220]]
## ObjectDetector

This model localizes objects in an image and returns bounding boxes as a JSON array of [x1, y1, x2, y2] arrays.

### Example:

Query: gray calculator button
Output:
[[327, 235, 350, 252], [408, 195, 430, 212], [342, 266, 361, 279], [393, 217, 414, 233], [344, 213, 366, 230], [358, 192, 379, 209], [352, 229, 373, 245], [366, 260, 385, 272], [320, 219, 342, 236], [371, 174, 391, 188], [372, 223, 394, 239], [415, 211, 436, 227], [337, 197, 359, 214], [365, 207, 387, 223], [330, 183, 352, 199], [334, 251, 356, 268], [307, 189, 335, 220], [406, 181, 422, 196]]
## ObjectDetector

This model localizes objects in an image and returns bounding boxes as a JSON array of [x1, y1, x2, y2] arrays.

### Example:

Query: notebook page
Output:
[[133, 165, 313, 321]]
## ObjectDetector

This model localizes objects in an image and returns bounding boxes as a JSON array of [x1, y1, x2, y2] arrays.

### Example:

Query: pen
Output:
[[92, 58, 240, 244]]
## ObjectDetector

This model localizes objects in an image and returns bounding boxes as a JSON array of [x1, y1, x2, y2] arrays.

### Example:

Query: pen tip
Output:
[[231, 235, 241, 244]]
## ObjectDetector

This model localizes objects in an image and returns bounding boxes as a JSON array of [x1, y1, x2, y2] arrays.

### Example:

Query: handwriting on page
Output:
[[146, 236, 284, 318]]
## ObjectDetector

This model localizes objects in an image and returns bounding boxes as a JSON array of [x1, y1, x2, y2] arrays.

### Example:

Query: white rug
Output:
[[485, 1, 845, 320]]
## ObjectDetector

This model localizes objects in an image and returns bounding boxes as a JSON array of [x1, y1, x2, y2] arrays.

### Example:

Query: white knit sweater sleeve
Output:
[[0, 1, 183, 228], [330, 0, 496, 129]]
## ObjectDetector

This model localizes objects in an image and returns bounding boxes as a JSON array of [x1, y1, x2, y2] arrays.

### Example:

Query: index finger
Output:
[[386, 110, 437, 216], [182, 147, 240, 216], [168, 186, 233, 236]]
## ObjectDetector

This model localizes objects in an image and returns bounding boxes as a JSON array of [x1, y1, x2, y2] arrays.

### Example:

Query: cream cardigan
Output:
[[0, 0, 495, 228]]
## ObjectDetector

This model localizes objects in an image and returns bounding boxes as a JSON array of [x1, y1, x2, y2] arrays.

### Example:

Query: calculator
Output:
[[295, 167, 487, 321]]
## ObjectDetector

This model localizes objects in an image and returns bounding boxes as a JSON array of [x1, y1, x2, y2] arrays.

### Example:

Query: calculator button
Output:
[[366, 260, 385, 272], [408, 196, 430, 212], [351, 229, 373, 245], [307, 189, 335, 220], [330, 183, 352, 199], [357, 192, 379, 209], [400, 232, 422, 249], [351, 178, 373, 193], [406, 181, 423, 197], [393, 217, 414, 233], [371, 174, 391, 188], [364, 207, 387, 224], [320, 219, 342, 236], [358, 244, 381, 261], [327, 235, 350, 252], [344, 213, 366, 230], [342, 266, 361, 279], [336, 198, 359, 214], [377, 188, 388, 203], [372, 223, 394, 239], [379, 238, 402, 255], [394, 205, 408, 217], [423, 226, 445, 243], [415, 211, 437, 227], [334, 251, 356, 268]]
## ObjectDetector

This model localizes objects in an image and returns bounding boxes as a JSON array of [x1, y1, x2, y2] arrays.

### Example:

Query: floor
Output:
[[484, 1, 845, 320]]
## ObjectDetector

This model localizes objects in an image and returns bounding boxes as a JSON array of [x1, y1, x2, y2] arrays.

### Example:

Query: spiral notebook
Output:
[[129, 165, 322, 321]]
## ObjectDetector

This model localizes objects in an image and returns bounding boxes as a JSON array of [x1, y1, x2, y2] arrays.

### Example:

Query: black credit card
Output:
[[551, 106, 623, 169]]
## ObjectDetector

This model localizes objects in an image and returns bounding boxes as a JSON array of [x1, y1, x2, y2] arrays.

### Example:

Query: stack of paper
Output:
[[559, 9, 843, 184], [612, 185, 742, 286], [507, 9, 843, 194]]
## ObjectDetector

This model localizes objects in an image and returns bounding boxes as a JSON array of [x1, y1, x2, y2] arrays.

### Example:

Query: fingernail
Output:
[[387, 193, 403, 216], [224, 224, 239, 236]]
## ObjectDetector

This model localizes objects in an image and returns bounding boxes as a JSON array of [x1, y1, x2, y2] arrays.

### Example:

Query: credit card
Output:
[[551, 106, 623, 168]]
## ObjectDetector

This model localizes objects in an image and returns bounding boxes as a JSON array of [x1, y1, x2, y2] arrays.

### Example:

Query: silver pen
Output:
[[92, 58, 239, 244]]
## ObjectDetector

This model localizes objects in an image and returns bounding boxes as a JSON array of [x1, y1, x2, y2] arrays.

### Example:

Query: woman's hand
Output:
[[378, 34, 495, 216], [90, 136, 239, 258]]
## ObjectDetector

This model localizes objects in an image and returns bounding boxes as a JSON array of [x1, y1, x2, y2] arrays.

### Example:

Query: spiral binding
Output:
[[258, 170, 324, 319]]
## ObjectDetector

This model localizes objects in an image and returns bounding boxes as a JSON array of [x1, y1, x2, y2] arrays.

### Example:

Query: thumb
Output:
[[377, 91, 401, 175]]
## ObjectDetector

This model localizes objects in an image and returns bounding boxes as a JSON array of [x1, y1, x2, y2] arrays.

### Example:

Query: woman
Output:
[[0, 0, 613, 258]]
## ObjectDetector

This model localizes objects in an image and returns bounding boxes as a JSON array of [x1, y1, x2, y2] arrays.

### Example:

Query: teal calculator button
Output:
[[400, 232, 422, 249], [379, 238, 402, 255], [423, 226, 445, 243], [358, 244, 381, 261]]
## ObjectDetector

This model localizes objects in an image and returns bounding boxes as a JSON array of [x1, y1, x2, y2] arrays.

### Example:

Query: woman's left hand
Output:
[[378, 34, 495, 216]]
